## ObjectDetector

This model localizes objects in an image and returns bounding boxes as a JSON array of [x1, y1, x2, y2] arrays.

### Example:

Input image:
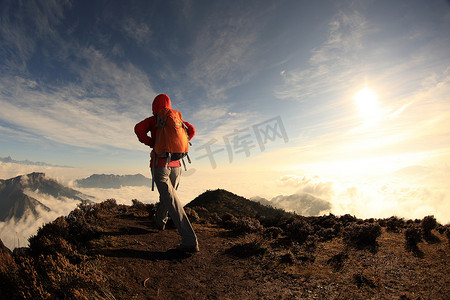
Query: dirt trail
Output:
[[2, 202, 449, 300], [85, 210, 450, 299]]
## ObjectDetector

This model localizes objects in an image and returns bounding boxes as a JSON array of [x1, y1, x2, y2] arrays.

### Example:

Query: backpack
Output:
[[154, 107, 190, 159], [151, 107, 191, 190]]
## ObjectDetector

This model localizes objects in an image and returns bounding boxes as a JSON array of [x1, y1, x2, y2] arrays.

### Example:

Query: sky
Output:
[[1, 0, 450, 224]]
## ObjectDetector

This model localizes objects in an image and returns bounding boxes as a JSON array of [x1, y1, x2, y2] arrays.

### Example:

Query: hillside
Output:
[[0, 172, 90, 221], [186, 189, 291, 219], [1, 190, 449, 299]]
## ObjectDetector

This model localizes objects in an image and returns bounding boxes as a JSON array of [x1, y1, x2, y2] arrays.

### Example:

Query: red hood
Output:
[[152, 94, 172, 114]]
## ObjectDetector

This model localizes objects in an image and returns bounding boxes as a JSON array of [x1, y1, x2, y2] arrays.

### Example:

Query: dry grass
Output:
[[1, 197, 449, 299]]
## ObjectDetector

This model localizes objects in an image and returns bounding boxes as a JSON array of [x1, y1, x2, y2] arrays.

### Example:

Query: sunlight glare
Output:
[[354, 88, 378, 116], [353, 87, 383, 127]]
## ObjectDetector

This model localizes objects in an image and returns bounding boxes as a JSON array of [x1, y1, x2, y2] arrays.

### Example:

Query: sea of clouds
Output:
[[1, 161, 449, 250]]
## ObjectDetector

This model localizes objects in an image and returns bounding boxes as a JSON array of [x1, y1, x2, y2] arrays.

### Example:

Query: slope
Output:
[[0, 172, 91, 221], [0, 192, 449, 299], [186, 188, 291, 219]]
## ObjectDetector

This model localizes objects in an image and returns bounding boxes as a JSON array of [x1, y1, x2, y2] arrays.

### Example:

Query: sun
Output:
[[352, 87, 383, 128], [354, 88, 378, 116]]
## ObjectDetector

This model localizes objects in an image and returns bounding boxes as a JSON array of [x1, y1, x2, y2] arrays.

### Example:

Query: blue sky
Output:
[[1, 0, 450, 222]]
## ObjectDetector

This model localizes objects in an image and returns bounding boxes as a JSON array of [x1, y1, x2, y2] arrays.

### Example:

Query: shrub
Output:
[[441, 226, 450, 244], [259, 215, 291, 229], [190, 206, 209, 221], [221, 213, 238, 229], [263, 227, 284, 239], [233, 217, 263, 234], [339, 214, 357, 226], [225, 238, 268, 258], [317, 227, 337, 242], [65, 206, 101, 246], [28, 217, 70, 256], [404, 224, 422, 251], [189, 206, 222, 224], [131, 199, 147, 211], [145, 203, 156, 217], [184, 207, 200, 223], [436, 224, 447, 234], [421, 215, 437, 236], [327, 252, 349, 272], [343, 223, 382, 250], [304, 234, 319, 252], [385, 216, 405, 233], [421, 215, 442, 243], [309, 214, 336, 230], [207, 212, 223, 225], [286, 218, 313, 244], [333, 222, 343, 235], [95, 198, 118, 213], [446, 228, 450, 247]]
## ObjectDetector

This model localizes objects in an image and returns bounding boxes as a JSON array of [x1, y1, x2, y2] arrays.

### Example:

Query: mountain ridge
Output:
[[0, 172, 91, 221], [75, 173, 151, 189]]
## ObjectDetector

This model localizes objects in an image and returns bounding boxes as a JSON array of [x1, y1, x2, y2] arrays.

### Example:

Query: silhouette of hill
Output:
[[0, 191, 449, 299], [186, 189, 291, 219], [75, 174, 151, 189], [0, 172, 91, 221]]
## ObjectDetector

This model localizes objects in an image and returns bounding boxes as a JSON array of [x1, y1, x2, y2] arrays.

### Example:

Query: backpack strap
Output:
[[151, 152, 158, 191], [166, 153, 172, 167], [155, 113, 167, 158], [181, 157, 187, 171]]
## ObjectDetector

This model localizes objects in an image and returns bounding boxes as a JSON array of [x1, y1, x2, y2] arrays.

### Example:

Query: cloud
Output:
[[0, 56, 156, 151], [269, 193, 331, 216], [276, 164, 450, 224], [0, 211, 43, 250], [0, 188, 81, 250], [276, 10, 369, 101], [122, 17, 152, 46], [280, 175, 335, 199], [189, 103, 260, 148], [76, 186, 158, 205], [310, 10, 367, 64], [185, 3, 274, 101], [333, 177, 450, 224], [0, 156, 72, 168], [259, 175, 333, 216], [0, 0, 71, 71], [0, 1, 159, 153], [0, 162, 93, 187]]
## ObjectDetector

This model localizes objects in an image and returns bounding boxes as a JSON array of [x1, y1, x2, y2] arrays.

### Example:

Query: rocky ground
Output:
[[1, 192, 449, 299]]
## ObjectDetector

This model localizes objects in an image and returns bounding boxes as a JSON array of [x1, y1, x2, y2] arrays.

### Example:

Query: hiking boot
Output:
[[175, 243, 199, 253]]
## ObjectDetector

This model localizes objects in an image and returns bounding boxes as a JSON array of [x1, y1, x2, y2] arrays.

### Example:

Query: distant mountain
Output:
[[186, 189, 291, 219], [75, 174, 151, 189], [252, 193, 331, 216], [0, 172, 90, 221]]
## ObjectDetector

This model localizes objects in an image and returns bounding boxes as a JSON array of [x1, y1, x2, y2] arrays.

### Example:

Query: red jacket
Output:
[[134, 94, 195, 167]]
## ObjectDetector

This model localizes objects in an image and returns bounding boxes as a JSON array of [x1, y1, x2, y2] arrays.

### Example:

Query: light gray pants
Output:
[[152, 166, 198, 246]]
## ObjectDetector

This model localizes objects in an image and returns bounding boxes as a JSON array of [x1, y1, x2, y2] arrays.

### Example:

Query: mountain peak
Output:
[[186, 189, 290, 219], [75, 173, 151, 189], [0, 173, 88, 222]]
